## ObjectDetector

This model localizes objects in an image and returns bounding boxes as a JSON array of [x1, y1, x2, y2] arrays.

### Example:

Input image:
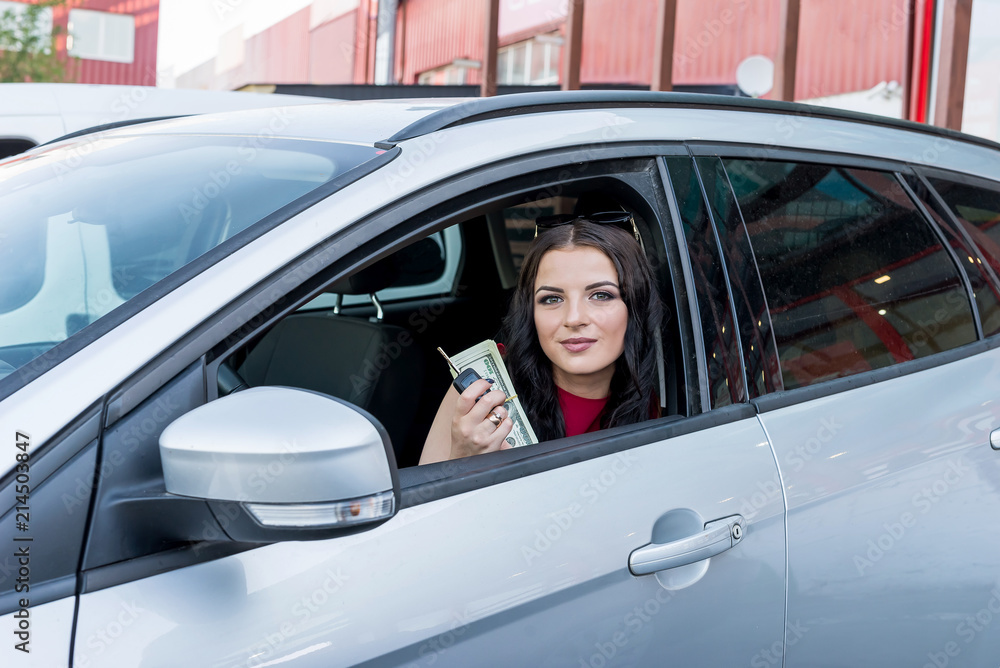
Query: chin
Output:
[[555, 356, 615, 377]]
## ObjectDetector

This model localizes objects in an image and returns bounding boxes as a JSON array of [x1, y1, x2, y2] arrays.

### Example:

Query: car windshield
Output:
[[0, 132, 380, 381]]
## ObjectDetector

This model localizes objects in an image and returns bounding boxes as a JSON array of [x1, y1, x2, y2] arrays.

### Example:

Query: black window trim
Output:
[[403, 404, 753, 505], [658, 157, 711, 413], [685, 141, 918, 174], [688, 150, 751, 402], [895, 172, 984, 340]]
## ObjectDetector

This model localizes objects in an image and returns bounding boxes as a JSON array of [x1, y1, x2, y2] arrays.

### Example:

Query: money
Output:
[[446, 340, 539, 447]]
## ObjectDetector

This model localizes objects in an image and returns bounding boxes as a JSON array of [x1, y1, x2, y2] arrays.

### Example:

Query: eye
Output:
[[537, 294, 562, 305], [590, 290, 616, 301]]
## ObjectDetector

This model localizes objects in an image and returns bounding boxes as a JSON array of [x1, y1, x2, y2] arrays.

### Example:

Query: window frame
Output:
[[209, 150, 701, 453]]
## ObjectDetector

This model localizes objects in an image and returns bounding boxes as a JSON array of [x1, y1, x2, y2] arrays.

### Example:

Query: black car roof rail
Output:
[[39, 115, 186, 146], [373, 90, 1000, 153]]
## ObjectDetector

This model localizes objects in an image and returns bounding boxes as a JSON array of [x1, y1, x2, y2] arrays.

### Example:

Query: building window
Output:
[[67, 9, 135, 64], [496, 32, 562, 85]]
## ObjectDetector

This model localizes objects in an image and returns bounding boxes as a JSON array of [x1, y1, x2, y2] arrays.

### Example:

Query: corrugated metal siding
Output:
[[310, 9, 357, 83], [398, 0, 907, 99], [164, 0, 910, 97], [579, 0, 655, 84], [353, 0, 376, 83], [797, 0, 907, 99], [10, 0, 159, 86], [399, 0, 486, 84], [672, 0, 781, 88]]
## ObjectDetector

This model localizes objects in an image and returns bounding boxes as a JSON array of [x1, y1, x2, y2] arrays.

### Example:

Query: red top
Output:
[[558, 387, 609, 437]]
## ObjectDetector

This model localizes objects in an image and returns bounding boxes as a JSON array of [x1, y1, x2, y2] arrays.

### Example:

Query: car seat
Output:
[[238, 254, 425, 464]]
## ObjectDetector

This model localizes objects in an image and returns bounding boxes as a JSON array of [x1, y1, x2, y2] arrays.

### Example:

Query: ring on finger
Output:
[[487, 409, 503, 428]]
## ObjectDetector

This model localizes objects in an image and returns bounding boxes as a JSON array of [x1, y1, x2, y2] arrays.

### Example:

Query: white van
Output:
[[0, 83, 328, 159]]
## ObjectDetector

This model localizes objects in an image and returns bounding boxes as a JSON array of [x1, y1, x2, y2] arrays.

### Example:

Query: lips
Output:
[[560, 337, 597, 353]]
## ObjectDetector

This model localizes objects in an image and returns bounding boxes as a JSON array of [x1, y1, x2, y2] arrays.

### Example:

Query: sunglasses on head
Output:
[[534, 211, 641, 242]]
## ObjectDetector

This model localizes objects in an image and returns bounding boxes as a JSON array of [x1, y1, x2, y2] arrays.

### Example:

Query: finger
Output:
[[484, 417, 514, 452], [455, 379, 496, 414], [466, 388, 509, 423]]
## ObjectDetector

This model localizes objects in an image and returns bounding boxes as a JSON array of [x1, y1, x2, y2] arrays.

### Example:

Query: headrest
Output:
[[328, 253, 400, 295]]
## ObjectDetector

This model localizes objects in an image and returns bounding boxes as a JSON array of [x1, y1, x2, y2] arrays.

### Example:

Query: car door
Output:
[[69, 149, 788, 667], [708, 150, 1000, 666]]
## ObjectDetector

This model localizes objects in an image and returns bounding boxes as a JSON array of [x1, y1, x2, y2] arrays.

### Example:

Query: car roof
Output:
[[374, 90, 1000, 153], [73, 90, 1000, 158], [89, 97, 471, 146]]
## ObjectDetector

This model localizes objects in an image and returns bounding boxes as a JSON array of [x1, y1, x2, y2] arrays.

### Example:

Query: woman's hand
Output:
[[449, 378, 514, 460]]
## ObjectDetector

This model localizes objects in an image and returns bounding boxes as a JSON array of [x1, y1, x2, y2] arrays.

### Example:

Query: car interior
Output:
[[215, 177, 687, 468]]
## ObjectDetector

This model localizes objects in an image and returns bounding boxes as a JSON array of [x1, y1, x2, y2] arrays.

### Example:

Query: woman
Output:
[[419, 213, 665, 464]]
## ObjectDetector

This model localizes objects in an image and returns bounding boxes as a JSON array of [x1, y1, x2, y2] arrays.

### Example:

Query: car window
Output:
[[0, 135, 380, 379], [725, 159, 976, 390], [222, 161, 685, 467]]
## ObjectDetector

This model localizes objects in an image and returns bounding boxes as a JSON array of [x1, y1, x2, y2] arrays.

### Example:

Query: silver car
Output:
[[2, 91, 1000, 667]]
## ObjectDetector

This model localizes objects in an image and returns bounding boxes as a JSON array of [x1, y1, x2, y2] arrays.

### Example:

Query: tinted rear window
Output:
[[726, 160, 976, 390]]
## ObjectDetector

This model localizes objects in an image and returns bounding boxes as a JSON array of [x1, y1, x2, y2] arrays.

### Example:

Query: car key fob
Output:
[[452, 368, 494, 401]]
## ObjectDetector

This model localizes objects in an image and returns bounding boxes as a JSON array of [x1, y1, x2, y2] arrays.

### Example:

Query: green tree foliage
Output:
[[0, 0, 74, 83]]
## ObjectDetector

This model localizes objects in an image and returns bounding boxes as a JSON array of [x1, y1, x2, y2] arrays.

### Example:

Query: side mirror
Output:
[[159, 386, 398, 542]]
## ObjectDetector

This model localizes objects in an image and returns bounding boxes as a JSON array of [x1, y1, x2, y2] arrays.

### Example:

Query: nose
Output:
[[564, 296, 588, 328]]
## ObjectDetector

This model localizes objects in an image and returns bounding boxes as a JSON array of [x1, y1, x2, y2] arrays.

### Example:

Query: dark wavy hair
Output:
[[500, 220, 665, 441]]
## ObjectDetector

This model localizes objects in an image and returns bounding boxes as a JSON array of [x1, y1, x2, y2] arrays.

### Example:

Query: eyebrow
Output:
[[534, 280, 620, 294]]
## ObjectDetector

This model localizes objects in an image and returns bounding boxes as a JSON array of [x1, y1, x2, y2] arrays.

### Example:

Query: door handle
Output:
[[629, 514, 745, 576]]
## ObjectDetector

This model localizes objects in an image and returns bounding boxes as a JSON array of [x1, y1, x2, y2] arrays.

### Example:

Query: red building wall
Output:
[[310, 9, 358, 83], [398, 0, 487, 85], [389, 0, 908, 100], [796, 0, 908, 99], [174, 0, 910, 102]]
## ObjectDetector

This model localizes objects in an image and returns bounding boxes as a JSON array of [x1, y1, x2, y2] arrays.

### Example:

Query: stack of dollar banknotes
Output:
[[445, 340, 539, 447]]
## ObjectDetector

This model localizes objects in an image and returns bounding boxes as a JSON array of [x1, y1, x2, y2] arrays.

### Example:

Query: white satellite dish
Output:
[[736, 55, 774, 98]]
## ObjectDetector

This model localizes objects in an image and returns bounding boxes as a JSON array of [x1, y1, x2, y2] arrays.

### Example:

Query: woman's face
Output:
[[533, 245, 628, 396]]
